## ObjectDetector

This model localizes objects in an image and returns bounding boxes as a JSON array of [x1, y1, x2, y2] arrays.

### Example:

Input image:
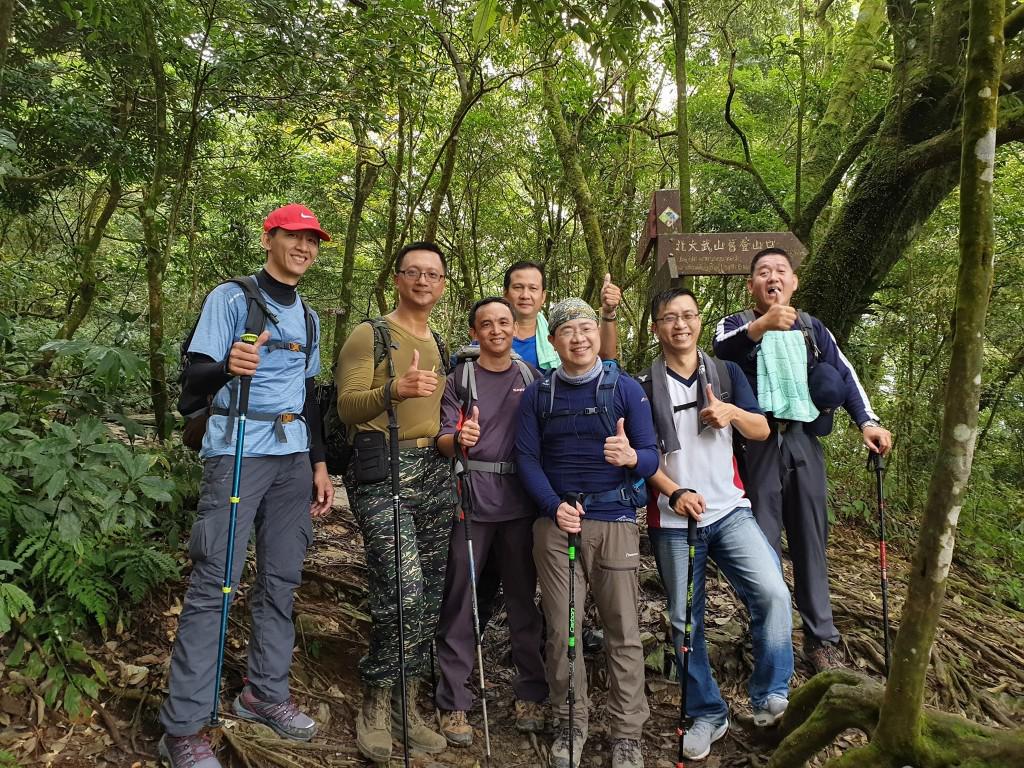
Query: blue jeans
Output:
[[650, 506, 794, 724]]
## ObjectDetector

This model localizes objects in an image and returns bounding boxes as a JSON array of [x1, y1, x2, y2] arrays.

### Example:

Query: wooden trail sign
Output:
[[637, 189, 807, 296]]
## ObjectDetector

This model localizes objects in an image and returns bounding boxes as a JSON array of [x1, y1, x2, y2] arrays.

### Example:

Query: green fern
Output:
[[110, 546, 180, 602]]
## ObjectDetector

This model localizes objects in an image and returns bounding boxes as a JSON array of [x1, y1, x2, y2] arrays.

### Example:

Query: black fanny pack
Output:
[[352, 430, 389, 485]]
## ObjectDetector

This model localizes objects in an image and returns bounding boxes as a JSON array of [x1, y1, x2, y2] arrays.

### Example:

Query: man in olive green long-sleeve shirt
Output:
[[336, 241, 453, 765]]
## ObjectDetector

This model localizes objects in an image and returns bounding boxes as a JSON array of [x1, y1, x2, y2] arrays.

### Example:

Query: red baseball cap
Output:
[[263, 203, 331, 241]]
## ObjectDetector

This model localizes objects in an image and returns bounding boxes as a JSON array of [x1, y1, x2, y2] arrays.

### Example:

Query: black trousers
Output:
[[738, 422, 840, 646]]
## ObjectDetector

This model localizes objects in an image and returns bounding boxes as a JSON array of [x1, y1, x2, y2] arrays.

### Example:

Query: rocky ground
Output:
[[3, 483, 1023, 767]]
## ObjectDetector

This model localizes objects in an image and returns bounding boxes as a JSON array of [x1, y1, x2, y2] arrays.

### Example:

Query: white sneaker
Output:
[[753, 694, 788, 727], [682, 718, 728, 760]]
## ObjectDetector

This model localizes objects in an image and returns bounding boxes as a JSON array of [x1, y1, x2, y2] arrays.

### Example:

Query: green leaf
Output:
[[63, 682, 83, 718], [472, 0, 498, 42], [137, 476, 173, 503], [56, 511, 82, 544], [44, 468, 68, 499]]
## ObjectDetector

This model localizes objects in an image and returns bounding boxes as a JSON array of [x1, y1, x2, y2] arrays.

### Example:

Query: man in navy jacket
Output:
[[713, 247, 892, 672], [517, 298, 658, 768]]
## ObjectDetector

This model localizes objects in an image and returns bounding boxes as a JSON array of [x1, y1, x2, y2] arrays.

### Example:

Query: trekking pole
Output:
[[563, 492, 583, 768], [675, 515, 697, 768], [868, 451, 892, 676], [210, 332, 258, 727], [457, 441, 491, 765], [386, 389, 411, 768]]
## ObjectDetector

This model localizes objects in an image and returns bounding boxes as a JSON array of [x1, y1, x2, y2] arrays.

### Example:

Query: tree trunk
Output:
[[0, 0, 13, 96], [872, 0, 1002, 754], [376, 95, 406, 315], [334, 124, 380, 362], [667, 0, 692, 232], [422, 113, 463, 242], [800, 0, 887, 202], [541, 65, 607, 305], [139, 3, 170, 440]]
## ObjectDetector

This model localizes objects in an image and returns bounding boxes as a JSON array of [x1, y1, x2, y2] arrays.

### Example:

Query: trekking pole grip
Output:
[[686, 515, 697, 546], [238, 332, 259, 413], [868, 449, 885, 473], [563, 493, 583, 552]]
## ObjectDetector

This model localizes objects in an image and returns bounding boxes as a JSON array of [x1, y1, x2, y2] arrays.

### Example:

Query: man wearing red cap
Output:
[[158, 205, 334, 768]]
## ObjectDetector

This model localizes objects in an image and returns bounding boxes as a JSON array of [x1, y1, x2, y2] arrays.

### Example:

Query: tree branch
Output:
[[1006, 4, 1024, 39], [690, 140, 793, 226], [796, 108, 884, 237], [906, 103, 1024, 173]]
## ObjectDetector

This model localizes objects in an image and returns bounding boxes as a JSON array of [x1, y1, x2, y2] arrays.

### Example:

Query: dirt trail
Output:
[[5, 486, 1023, 767]]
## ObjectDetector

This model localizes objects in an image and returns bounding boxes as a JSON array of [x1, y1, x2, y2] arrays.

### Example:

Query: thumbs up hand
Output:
[[396, 348, 440, 400], [458, 405, 481, 449], [699, 383, 734, 429], [228, 330, 271, 376], [604, 417, 638, 468], [600, 272, 622, 315]]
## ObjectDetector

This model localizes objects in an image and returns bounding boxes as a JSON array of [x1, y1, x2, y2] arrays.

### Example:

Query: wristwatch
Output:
[[859, 418, 882, 431], [669, 488, 696, 510]]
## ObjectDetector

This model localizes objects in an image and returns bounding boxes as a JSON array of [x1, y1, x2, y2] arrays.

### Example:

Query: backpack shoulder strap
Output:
[[299, 296, 315, 374], [228, 276, 276, 336], [537, 370, 554, 422], [513, 358, 535, 387], [636, 367, 653, 404], [454, 359, 477, 411], [431, 329, 450, 374], [366, 317, 393, 370], [596, 359, 621, 437], [711, 357, 732, 402], [740, 309, 757, 325], [797, 311, 820, 360]]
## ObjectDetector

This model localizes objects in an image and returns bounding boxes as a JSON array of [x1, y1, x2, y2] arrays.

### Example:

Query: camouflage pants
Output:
[[350, 448, 454, 686]]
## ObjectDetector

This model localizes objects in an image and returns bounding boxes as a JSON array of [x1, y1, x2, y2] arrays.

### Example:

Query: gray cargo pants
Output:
[[160, 452, 312, 736], [740, 421, 840, 646]]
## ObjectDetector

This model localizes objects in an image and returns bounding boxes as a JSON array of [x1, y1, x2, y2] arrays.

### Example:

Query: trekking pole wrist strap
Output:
[[669, 488, 696, 509]]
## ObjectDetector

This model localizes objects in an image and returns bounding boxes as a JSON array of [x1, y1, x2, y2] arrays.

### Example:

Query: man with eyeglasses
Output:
[[336, 241, 453, 764], [713, 247, 892, 673], [639, 288, 793, 761], [517, 298, 658, 768]]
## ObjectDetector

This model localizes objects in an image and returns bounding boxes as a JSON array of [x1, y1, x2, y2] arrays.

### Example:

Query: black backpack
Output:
[[318, 318, 449, 475], [178, 276, 314, 450]]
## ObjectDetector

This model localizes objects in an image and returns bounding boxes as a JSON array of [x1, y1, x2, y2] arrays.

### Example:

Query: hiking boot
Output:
[[806, 641, 845, 673], [391, 680, 446, 754], [438, 709, 473, 747], [681, 718, 728, 760], [356, 685, 393, 765], [514, 699, 545, 733], [753, 694, 789, 727], [549, 726, 587, 768], [158, 733, 222, 768], [611, 737, 644, 768], [233, 686, 316, 741]]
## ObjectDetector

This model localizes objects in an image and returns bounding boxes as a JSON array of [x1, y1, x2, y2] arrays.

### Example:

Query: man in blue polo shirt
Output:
[[159, 204, 335, 768], [517, 298, 658, 768]]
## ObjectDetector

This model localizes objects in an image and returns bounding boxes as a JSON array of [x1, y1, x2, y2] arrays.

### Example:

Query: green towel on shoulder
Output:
[[534, 312, 561, 370], [757, 330, 820, 422]]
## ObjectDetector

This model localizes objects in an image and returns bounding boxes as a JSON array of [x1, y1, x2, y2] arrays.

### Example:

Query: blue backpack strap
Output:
[[595, 359, 621, 437]]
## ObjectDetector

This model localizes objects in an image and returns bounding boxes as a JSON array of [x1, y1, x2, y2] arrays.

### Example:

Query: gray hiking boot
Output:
[[753, 694, 789, 727], [158, 733, 222, 768], [356, 685, 393, 765], [682, 718, 728, 760], [233, 685, 316, 741], [391, 679, 446, 754], [549, 726, 587, 768], [611, 737, 644, 768]]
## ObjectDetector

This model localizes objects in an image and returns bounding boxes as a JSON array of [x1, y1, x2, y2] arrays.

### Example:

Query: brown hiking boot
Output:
[[806, 641, 845, 673], [391, 679, 446, 754], [514, 699, 545, 733], [356, 685, 392, 765], [438, 709, 473, 747]]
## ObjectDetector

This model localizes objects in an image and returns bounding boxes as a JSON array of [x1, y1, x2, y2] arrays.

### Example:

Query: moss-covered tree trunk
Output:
[[334, 120, 380, 362], [872, 0, 1002, 753], [769, 1, 1012, 765], [541, 65, 607, 305]]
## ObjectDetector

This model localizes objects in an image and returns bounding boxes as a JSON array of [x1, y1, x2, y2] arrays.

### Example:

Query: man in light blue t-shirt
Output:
[[158, 205, 335, 768]]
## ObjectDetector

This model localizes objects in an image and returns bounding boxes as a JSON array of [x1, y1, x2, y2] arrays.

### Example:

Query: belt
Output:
[[212, 407, 305, 443], [397, 437, 436, 450], [465, 460, 517, 475]]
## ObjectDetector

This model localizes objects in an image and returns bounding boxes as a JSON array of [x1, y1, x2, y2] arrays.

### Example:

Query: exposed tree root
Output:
[[768, 671, 1024, 768]]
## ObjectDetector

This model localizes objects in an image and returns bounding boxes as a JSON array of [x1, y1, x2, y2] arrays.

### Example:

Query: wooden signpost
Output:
[[637, 189, 807, 297]]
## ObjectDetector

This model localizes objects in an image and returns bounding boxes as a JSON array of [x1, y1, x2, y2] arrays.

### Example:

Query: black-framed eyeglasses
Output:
[[396, 268, 446, 284], [655, 312, 700, 325]]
